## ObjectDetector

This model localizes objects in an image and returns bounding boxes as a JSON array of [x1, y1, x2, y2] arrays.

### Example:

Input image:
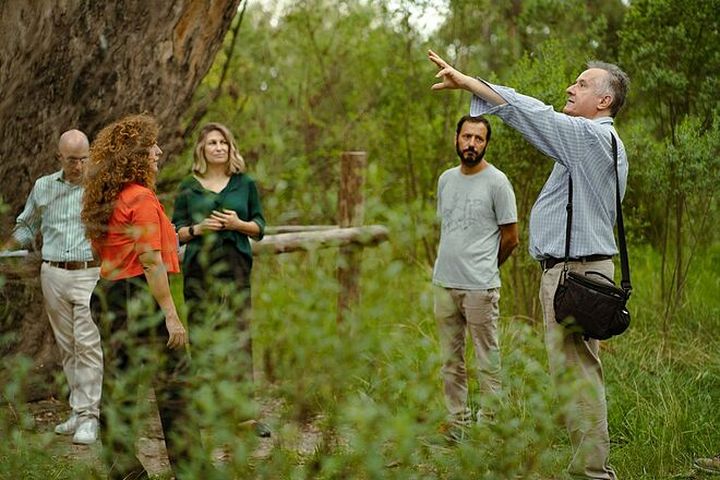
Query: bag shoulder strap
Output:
[[562, 176, 573, 263], [612, 135, 632, 295], [562, 133, 632, 295]]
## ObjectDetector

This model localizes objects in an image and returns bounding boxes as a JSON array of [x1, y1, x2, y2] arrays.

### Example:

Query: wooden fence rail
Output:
[[252, 225, 388, 256]]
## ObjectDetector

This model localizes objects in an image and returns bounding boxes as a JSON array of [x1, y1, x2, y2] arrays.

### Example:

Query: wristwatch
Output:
[[188, 225, 196, 238]]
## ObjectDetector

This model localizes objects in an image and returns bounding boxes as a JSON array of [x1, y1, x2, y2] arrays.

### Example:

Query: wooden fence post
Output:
[[337, 151, 367, 323]]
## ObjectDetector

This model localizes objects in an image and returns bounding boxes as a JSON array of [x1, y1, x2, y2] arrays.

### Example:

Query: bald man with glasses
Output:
[[2, 130, 103, 445]]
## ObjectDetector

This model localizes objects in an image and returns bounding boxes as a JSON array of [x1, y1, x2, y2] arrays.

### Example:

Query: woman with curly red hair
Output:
[[83, 113, 205, 479]]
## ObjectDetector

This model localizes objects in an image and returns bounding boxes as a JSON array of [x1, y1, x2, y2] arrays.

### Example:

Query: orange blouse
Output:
[[96, 183, 179, 280]]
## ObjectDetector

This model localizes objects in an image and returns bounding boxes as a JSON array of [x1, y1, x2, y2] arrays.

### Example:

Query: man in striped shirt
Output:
[[429, 50, 629, 480], [2, 130, 102, 445]]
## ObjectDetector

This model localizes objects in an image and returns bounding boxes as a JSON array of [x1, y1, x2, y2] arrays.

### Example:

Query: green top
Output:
[[172, 173, 265, 269]]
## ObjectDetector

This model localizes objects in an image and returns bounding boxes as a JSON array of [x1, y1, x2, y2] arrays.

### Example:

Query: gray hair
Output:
[[586, 61, 630, 117]]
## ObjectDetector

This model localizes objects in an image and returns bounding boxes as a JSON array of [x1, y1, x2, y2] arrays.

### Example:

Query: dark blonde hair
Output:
[[82, 113, 159, 242], [192, 122, 245, 176]]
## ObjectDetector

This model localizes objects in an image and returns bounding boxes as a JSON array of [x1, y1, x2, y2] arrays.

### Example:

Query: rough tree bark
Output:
[[0, 0, 242, 400]]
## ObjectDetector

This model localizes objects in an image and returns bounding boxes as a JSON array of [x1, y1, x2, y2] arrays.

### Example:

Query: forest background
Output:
[[1, 0, 719, 478]]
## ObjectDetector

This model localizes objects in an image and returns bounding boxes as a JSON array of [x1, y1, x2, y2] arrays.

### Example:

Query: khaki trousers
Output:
[[434, 285, 501, 424], [540, 260, 617, 480], [40, 262, 102, 419]]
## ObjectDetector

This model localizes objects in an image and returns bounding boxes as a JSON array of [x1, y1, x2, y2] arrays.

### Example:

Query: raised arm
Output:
[[430, 49, 595, 167], [428, 49, 507, 107]]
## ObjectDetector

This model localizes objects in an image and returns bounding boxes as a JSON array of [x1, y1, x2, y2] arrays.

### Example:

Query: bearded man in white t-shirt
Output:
[[432, 115, 519, 441]]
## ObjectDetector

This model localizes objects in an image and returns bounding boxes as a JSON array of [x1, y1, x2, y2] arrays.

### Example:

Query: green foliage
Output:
[[4, 0, 720, 478], [614, 0, 720, 325], [623, 112, 720, 326], [620, 0, 720, 138], [628, 114, 720, 240], [166, 0, 635, 320], [3, 243, 720, 478], [0, 356, 97, 479], [606, 244, 720, 476], [165, 0, 719, 473], [250, 244, 568, 478]]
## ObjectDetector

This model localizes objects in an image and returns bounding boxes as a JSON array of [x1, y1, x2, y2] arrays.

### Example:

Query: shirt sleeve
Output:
[[12, 181, 42, 247], [126, 190, 163, 254], [470, 81, 595, 168], [247, 179, 266, 240], [493, 175, 518, 225]]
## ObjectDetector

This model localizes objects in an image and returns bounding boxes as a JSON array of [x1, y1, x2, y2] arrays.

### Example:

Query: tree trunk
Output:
[[0, 0, 241, 400]]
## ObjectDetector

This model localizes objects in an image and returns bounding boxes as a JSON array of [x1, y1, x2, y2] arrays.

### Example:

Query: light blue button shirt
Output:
[[11, 170, 94, 262], [470, 82, 628, 260]]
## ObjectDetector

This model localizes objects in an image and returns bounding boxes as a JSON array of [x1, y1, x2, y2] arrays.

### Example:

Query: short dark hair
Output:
[[456, 115, 492, 142], [586, 61, 630, 117]]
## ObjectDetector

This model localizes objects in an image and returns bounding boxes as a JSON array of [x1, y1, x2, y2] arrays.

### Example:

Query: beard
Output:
[[456, 144, 487, 168]]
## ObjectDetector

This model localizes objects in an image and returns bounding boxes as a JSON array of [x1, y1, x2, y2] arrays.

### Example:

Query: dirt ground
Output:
[[22, 394, 325, 478], [16, 398, 711, 480]]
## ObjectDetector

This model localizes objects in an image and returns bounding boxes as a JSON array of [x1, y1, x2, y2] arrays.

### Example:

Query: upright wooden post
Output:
[[337, 151, 366, 323]]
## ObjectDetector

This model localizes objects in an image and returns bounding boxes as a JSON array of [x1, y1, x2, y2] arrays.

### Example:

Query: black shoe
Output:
[[254, 421, 271, 438]]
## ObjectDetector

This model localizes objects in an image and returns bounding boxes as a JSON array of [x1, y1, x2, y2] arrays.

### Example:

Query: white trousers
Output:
[[40, 263, 102, 419]]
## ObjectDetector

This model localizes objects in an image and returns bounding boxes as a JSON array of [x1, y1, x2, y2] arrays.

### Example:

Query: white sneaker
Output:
[[54, 414, 79, 435], [72, 418, 98, 445]]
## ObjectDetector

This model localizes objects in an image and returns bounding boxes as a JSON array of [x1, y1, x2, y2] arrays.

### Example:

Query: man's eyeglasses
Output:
[[62, 156, 89, 165]]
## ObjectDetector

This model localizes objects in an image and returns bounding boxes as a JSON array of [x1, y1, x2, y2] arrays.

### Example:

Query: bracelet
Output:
[[188, 225, 195, 237]]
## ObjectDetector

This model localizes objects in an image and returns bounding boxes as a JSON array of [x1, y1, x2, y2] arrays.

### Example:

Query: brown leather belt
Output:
[[44, 260, 101, 270], [540, 255, 612, 270]]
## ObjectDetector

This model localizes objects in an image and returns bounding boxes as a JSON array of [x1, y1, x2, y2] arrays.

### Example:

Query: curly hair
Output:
[[192, 122, 246, 176], [82, 113, 159, 242]]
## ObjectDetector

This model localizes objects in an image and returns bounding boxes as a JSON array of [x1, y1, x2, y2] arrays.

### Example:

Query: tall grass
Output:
[[1, 239, 719, 478], [248, 239, 720, 478], [604, 244, 720, 478]]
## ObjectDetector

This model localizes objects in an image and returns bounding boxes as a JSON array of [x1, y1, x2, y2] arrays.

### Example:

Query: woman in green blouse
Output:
[[172, 122, 268, 436]]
